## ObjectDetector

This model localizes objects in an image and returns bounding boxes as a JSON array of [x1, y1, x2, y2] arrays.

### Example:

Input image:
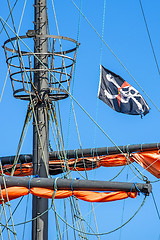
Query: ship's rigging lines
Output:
[[0, 5, 159, 174], [71, 0, 160, 113], [0, 1, 160, 240], [0, 6, 159, 184], [139, 0, 160, 76]]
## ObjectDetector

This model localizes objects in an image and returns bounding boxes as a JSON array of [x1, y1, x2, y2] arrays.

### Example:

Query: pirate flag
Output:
[[98, 65, 149, 116]]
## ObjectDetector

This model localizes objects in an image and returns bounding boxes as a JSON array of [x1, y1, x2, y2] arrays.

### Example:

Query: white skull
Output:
[[104, 73, 143, 111], [120, 86, 142, 110]]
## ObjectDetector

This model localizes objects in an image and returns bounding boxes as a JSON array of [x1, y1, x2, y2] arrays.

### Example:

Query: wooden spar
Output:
[[0, 176, 152, 195], [49, 142, 160, 159], [1, 142, 160, 165]]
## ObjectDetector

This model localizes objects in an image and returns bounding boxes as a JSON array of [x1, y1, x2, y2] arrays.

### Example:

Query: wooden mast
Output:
[[32, 0, 49, 239]]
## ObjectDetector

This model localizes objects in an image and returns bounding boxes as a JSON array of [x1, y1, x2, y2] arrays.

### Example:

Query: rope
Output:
[[0, 161, 17, 239], [6, 0, 17, 33], [1, 1, 47, 180], [68, 199, 77, 240], [51, 1, 83, 183], [151, 191, 160, 220], [57, 102, 65, 148], [0, 71, 9, 104], [51, 186, 62, 240], [0, 15, 148, 182], [71, 196, 87, 239], [109, 165, 126, 181], [71, 0, 160, 113], [0, 185, 12, 239], [51, 195, 146, 236], [139, 0, 160, 76], [129, 152, 160, 183], [48, 104, 62, 155], [22, 194, 29, 240], [90, 203, 100, 240], [8, 201, 53, 227], [0, 0, 27, 104], [11, 105, 32, 176], [63, 199, 69, 240], [119, 167, 129, 240], [48, 103, 68, 173], [2, 16, 50, 177], [94, 0, 106, 148], [0, 0, 19, 35], [2, 197, 24, 233], [66, 0, 82, 150], [126, 153, 144, 181], [28, 175, 39, 193], [51, 0, 83, 176]]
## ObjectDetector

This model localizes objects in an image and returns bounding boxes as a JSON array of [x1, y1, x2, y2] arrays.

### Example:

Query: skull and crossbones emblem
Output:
[[104, 73, 143, 111]]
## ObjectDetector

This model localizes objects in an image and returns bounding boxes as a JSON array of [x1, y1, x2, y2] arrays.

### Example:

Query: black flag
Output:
[[98, 65, 149, 116]]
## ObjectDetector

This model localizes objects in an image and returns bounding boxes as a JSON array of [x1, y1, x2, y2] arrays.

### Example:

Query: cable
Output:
[[139, 0, 160, 76], [51, 195, 146, 236], [71, 0, 160, 113], [0, 0, 19, 35], [94, 0, 106, 148], [0, 0, 27, 104], [151, 191, 160, 220], [0, 15, 148, 183]]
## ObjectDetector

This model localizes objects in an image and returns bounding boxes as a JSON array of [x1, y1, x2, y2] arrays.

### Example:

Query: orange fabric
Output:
[[31, 187, 137, 202], [1, 154, 132, 176], [73, 190, 137, 202], [99, 154, 133, 167], [132, 150, 160, 178], [31, 188, 72, 199], [1, 150, 160, 178], [0, 187, 137, 203], [2, 163, 33, 176], [0, 187, 29, 204]]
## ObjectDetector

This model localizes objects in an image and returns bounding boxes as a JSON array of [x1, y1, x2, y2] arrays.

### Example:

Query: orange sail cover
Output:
[[0, 186, 137, 204], [132, 150, 160, 178], [1, 150, 160, 178]]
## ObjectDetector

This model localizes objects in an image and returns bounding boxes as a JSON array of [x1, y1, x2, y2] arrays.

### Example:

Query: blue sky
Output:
[[0, 0, 160, 239]]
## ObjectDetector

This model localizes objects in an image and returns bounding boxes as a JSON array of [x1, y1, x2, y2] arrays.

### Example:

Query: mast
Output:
[[32, 0, 49, 239], [3, 0, 78, 237], [2, 1, 154, 239]]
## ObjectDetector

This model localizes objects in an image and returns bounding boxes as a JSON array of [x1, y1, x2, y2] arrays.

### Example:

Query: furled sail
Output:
[[0, 187, 137, 203], [1, 149, 160, 178]]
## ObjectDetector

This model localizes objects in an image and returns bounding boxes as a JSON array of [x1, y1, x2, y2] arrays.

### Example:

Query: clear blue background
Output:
[[0, 0, 160, 239]]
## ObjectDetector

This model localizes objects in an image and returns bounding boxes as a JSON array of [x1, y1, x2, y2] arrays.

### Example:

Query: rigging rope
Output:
[[0, 185, 12, 239], [139, 0, 160, 76], [11, 105, 32, 176], [2, 197, 24, 233], [0, 0, 27, 104], [0, 0, 19, 35], [151, 191, 160, 221], [119, 167, 129, 240], [129, 152, 160, 183], [0, 1, 154, 239], [51, 0, 84, 181], [94, 0, 106, 148], [71, 0, 160, 113], [0, 165, 17, 239], [22, 194, 29, 240], [0, 15, 149, 184], [51, 195, 146, 236], [2, 1, 50, 177], [6, 0, 17, 33], [48, 101, 88, 237], [66, 0, 82, 150]]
